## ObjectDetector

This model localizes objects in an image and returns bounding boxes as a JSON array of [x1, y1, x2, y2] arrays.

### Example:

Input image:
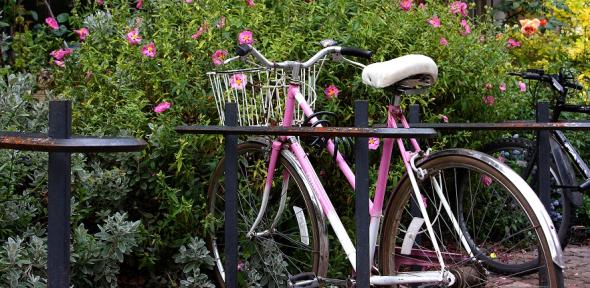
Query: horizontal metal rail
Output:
[[0, 101, 146, 287], [175, 125, 438, 138], [375, 121, 590, 131], [0, 132, 146, 152]]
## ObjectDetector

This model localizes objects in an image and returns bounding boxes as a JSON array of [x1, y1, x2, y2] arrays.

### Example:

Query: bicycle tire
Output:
[[483, 137, 575, 249], [206, 141, 328, 287], [379, 149, 564, 287]]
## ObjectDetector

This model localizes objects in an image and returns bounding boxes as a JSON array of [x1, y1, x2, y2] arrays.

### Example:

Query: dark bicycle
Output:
[[483, 68, 588, 255]]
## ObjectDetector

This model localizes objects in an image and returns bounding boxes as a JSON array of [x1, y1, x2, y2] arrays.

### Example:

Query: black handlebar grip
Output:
[[526, 68, 545, 75], [340, 47, 372, 59], [235, 44, 252, 57], [521, 72, 543, 80], [565, 82, 584, 90]]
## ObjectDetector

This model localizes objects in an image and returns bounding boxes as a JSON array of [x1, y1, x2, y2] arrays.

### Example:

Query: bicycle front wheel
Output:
[[379, 149, 563, 287], [207, 141, 328, 287]]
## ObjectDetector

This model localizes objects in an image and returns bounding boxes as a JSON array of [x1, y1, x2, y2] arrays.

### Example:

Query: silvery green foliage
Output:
[[83, 10, 115, 37], [174, 237, 215, 288], [0, 235, 47, 287], [0, 73, 48, 132], [72, 212, 141, 288], [245, 263, 263, 288], [72, 160, 132, 220], [0, 189, 41, 239], [0, 73, 34, 108], [249, 239, 288, 288]]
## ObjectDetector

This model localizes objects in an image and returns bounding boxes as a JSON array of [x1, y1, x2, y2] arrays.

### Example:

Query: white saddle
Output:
[[361, 55, 438, 89]]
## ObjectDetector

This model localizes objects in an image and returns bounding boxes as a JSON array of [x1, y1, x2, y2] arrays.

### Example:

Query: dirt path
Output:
[[563, 244, 590, 287]]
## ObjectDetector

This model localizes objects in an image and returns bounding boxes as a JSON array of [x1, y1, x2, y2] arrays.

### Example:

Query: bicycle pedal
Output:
[[288, 272, 320, 288]]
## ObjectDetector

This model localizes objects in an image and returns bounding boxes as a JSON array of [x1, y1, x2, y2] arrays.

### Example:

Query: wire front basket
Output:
[[209, 62, 323, 126]]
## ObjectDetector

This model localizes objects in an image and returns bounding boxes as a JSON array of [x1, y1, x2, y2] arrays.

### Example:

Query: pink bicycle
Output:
[[205, 41, 564, 287]]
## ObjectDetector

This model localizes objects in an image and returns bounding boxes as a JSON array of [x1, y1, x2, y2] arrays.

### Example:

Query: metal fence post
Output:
[[536, 102, 551, 211], [47, 100, 72, 287], [408, 104, 421, 128], [354, 100, 369, 287], [224, 103, 238, 288]]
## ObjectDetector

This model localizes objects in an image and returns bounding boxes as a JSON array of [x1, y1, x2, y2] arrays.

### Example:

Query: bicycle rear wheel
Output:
[[206, 141, 328, 287], [379, 149, 563, 287], [483, 137, 575, 249]]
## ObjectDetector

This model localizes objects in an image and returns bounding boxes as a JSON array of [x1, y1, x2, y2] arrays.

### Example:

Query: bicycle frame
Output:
[[249, 79, 474, 285], [552, 102, 590, 180]]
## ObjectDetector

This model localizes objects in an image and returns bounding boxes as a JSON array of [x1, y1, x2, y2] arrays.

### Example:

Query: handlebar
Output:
[[230, 44, 372, 69], [510, 69, 584, 94]]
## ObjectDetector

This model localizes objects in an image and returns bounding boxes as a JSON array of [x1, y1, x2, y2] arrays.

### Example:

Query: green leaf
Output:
[[56, 13, 69, 23], [29, 10, 38, 21]]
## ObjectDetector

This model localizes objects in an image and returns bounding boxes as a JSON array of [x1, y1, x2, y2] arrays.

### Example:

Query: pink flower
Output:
[[136, 0, 143, 9], [324, 84, 340, 99], [428, 16, 441, 28], [238, 30, 253, 45], [237, 261, 245, 271], [96, 0, 104, 5], [192, 24, 207, 39], [440, 115, 449, 123], [216, 16, 226, 29], [50, 48, 73, 61], [368, 137, 380, 150], [499, 83, 506, 92], [460, 19, 471, 35], [245, 0, 255, 6], [142, 42, 156, 58], [127, 29, 142, 45], [483, 95, 495, 106], [450, 1, 468, 17], [229, 73, 248, 90], [45, 17, 59, 30], [484, 83, 493, 90], [518, 81, 527, 92], [154, 101, 171, 113], [74, 27, 89, 41], [185, 0, 193, 3], [212, 49, 228, 66], [400, 0, 412, 11], [507, 38, 521, 48], [418, 3, 426, 9], [439, 37, 448, 46], [481, 175, 493, 187], [54, 60, 65, 68], [420, 193, 428, 208], [497, 155, 506, 163]]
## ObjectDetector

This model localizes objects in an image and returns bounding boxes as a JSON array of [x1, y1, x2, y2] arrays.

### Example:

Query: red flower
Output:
[[540, 18, 548, 27]]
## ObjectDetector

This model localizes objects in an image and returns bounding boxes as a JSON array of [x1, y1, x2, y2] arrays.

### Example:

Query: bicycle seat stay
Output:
[[361, 54, 438, 89]]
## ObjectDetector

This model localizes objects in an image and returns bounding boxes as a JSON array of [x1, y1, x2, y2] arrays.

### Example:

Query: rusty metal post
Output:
[[536, 102, 551, 210], [47, 100, 72, 287], [224, 103, 238, 288], [355, 100, 369, 287]]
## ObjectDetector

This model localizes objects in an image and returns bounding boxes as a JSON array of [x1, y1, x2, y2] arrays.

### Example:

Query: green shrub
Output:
[[1, 0, 544, 285]]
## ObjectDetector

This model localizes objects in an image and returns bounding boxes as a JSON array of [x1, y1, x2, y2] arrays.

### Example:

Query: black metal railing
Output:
[[0, 100, 147, 287], [176, 100, 438, 288], [4, 99, 587, 286], [176, 100, 590, 287]]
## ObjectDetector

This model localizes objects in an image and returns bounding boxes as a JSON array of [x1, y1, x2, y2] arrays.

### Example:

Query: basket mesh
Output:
[[209, 64, 322, 126]]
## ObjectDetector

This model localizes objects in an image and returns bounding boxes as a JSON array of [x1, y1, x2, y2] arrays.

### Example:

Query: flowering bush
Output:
[[1, 0, 547, 285]]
